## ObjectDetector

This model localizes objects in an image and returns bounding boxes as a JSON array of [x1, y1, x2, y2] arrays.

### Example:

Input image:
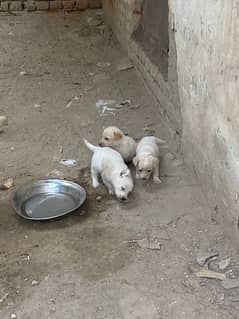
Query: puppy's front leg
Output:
[[102, 175, 114, 195], [91, 167, 100, 188], [153, 158, 162, 184]]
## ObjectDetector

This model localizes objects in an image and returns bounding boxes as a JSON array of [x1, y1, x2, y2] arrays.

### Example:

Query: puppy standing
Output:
[[84, 139, 134, 201], [133, 136, 166, 184], [98, 126, 137, 162]]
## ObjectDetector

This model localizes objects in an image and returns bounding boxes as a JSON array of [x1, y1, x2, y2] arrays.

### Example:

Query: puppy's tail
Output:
[[84, 139, 98, 153]]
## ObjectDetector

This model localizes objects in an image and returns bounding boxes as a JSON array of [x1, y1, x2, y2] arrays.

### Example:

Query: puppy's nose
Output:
[[98, 140, 102, 146], [143, 177, 147, 180], [120, 197, 127, 201]]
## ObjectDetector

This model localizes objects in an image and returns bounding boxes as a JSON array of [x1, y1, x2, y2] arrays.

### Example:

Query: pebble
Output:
[[164, 152, 176, 161], [96, 196, 102, 201], [218, 257, 231, 271], [31, 280, 39, 286], [10, 314, 17, 319]]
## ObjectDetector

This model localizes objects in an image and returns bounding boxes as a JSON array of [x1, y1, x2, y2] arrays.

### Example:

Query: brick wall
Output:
[[0, 0, 101, 11]]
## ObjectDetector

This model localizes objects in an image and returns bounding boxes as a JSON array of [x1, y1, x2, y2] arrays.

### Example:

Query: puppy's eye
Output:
[[147, 170, 151, 173], [121, 187, 125, 191], [139, 169, 142, 172], [104, 137, 109, 141]]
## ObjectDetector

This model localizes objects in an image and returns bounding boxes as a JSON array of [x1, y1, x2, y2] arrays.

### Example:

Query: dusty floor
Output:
[[1, 10, 239, 319]]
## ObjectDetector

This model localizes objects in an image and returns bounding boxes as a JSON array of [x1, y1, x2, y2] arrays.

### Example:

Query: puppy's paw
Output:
[[92, 180, 100, 188], [109, 190, 115, 196], [153, 177, 162, 184]]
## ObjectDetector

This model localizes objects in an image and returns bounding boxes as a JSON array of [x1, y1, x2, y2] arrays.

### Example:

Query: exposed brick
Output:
[[26, 0, 36, 11], [0, 1, 10, 11], [10, 1, 22, 11], [35, 0, 49, 10], [63, 0, 75, 11], [49, 0, 62, 9], [89, 0, 101, 9], [75, 0, 88, 10]]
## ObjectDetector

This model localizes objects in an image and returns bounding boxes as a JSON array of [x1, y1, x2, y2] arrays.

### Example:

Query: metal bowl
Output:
[[12, 179, 86, 220]]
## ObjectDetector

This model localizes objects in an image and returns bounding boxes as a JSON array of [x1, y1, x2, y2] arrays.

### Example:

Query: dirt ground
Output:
[[1, 10, 239, 319]]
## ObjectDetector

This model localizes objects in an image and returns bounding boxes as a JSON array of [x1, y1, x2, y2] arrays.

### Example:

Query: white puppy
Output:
[[133, 136, 166, 184], [98, 126, 137, 162], [84, 139, 134, 201]]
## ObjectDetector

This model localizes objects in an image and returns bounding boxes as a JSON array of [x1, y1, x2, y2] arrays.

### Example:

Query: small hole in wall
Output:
[[132, 0, 169, 80]]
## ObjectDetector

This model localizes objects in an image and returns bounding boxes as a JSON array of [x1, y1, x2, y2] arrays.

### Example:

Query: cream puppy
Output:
[[133, 136, 166, 184], [98, 126, 137, 162], [84, 139, 134, 201]]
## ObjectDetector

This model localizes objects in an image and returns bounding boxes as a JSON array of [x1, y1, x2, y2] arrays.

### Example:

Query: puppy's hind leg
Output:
[[91, 167, 100, 188], [152, 158, 162, 184]]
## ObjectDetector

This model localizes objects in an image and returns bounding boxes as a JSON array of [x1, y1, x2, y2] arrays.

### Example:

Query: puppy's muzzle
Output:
[[98, 140, 103, 147]]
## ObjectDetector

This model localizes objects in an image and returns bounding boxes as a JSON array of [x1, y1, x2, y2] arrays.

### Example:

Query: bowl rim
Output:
[[11, 178, 86, 221]]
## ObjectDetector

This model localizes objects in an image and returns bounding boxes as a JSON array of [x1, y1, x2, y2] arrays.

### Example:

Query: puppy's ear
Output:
[[132, 156, 139, 167], [120, 169, 131, 177], [113, 130, 123, 140]]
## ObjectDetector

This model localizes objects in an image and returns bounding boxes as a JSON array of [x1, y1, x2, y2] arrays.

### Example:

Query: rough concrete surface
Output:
[[1, 10, 239, 319]]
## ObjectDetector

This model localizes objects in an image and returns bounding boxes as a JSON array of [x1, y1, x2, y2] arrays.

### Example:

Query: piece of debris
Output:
[[196, 252, 219, 266], [218, 257, 231, 271], [125, 237, 161, 250], [97, 62, 111, 68], [19, 71, 27, 76], [0, 115, 8, 127], [118, 99, 131, 107], [60, 159, 77, 167], [10, 146, 15, 151], [129, 104, 140, 110], [96, 99, 116, 115], [65, 96, 80, 109], [31, 280, 39, 286], [96, 196, 102, 201], [0, 292, 9, 303], [34, 103, 41, 109], [0, 178, 14, 190], [10, 314, 17, 319], [96, 99, 131, 116], [8, 32, 15, 36], [117, 62, 134, 72], [221, 278, 239, 289], [189, 264, 226, 280], [59, 147, 63, 154]]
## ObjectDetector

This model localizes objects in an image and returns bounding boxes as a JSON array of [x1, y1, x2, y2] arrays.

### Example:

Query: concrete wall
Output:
[[103, 0, 239, 231], [0, 0, 101, 11]]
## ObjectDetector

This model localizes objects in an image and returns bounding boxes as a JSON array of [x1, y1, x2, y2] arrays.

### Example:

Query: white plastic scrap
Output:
[[60, 159, 77, 167], [96, 99, 117, 115]]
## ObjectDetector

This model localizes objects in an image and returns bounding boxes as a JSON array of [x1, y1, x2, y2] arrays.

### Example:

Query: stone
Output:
[[35, 1, 49, 10], [49, 0, 63, 9], [218, 258, 231, 271], [0, 178, 13, 190], [63, 0, 75, 11], [75, 0, 88, 10], [0, 116, 8, 127], [31, 280, 39, 286], [10, 314, 17, 319], [26, 0, 36, 11], [10, 1, 22, 10], [89, 0, 101, 9], [96, 196, 102, 201]]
